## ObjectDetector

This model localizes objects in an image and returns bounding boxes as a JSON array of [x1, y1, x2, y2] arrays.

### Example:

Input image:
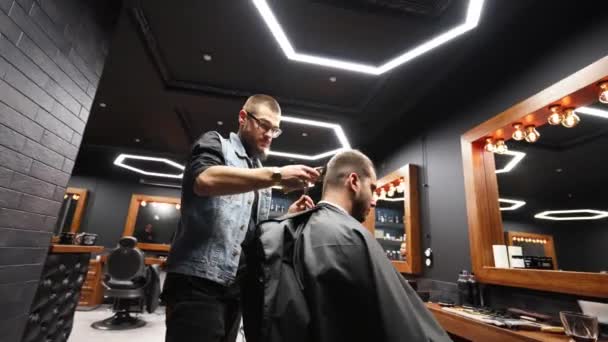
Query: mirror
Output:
[[364, 164, 421, 274], [123, 194, 180, 252], [461, 57, 608, 297], [495, 101, 608, 273], [53, 187, 88, 236], [374, 178, 407, 262]]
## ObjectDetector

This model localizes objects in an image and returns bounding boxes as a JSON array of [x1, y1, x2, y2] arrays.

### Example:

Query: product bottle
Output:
[[457, 270, 472, 307], [468, 272, 480, 307]]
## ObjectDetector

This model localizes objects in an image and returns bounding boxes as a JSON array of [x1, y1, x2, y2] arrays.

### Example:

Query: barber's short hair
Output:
[[243, 94, 281, 115], [322, 150, 375, 193]]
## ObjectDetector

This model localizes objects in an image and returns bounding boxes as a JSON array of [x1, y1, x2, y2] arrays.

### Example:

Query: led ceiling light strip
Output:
[[268, 115, 351, 160], [114, 154, 185, 179], [575, 106, 608, 119], [534, 209, 608, 221], [252, 0, 485, 75], [495, 150, 526, 174], [498, 198, 526, 211]]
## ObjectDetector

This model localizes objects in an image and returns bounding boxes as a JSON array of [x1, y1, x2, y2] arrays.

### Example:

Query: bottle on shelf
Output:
[[457, 270, 472, 307], [468, 272, 480, 307]]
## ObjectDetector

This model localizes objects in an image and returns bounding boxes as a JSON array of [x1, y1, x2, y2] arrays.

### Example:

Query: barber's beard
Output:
[[240, 130, 268, 161]]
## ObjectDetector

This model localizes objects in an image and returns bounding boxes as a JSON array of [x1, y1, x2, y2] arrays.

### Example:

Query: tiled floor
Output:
[[69, 305, 246, 342]]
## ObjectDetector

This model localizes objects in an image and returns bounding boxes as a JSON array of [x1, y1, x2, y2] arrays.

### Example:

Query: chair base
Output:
[[91, 311, 146, 330]]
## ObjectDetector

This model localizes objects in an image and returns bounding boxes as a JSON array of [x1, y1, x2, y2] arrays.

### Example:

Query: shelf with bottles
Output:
[[375, 207, 404, 225], [385, 249, 406, 261]]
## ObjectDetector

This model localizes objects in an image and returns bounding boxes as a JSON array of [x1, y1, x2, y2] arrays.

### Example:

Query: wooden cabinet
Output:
[[79, 259, 104, 306]]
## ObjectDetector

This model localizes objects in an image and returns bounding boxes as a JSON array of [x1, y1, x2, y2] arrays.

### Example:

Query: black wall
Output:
[[503, 220, 608, 274], [377, 18, 608, 289], [0, 1, 115, 340], [68, 175, 180, 248]]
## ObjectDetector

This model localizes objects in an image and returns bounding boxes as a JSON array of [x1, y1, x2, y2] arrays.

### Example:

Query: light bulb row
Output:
[[512, 236, 547, 244], [374, 178, 406, 200], [511, 123, 541, 143], [140, 200, 180, 210], [64, 194, 80, 200]]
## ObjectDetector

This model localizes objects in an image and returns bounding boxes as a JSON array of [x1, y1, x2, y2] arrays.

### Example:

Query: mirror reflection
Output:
[[133, 201, 180, 244], [495, 101, 608, 273], [374, 177, 407, 261], [53, 188, 87, 235]]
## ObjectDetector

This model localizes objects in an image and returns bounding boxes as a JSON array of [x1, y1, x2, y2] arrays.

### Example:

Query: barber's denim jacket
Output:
[[167, 132, 271, 285]]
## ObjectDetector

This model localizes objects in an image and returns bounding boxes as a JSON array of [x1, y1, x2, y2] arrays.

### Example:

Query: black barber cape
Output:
[[253, 202, 452, 342]]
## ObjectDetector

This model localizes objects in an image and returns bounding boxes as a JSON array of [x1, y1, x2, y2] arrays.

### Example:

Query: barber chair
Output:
[[91, 237, 160, 330]]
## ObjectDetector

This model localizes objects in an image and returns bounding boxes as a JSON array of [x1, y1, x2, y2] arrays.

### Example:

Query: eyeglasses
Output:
[[245, 111, 282, 138]]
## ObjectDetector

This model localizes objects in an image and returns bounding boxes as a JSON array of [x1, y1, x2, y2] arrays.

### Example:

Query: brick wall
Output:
[[0, 0, 111, 340]]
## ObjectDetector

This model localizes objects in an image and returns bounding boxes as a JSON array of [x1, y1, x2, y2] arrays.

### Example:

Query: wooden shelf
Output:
[[51, 244, 104, 254], [426, 303, 572, 342], [376, 238, 403, 247], [375, 222, 405, 231]]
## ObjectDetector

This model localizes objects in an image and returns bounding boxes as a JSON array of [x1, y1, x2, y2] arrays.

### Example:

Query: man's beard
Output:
[[352, 197, 369, 223], [241, 131, 269, 161]]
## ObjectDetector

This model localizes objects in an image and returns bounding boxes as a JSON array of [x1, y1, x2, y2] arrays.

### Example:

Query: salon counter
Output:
[[50, 244, 104, 254], [426, 303, 571, 342]]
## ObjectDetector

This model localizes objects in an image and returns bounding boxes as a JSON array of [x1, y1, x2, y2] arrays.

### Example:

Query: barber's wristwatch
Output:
[[271, 167, 282, 186]]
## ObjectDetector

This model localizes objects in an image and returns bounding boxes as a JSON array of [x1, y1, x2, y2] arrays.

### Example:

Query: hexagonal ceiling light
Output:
[[268, 115, 351, 161], [499, 198, 526, 211], [252, 0, 485, 75], [114, 154, 185, 179], [495, 150, 526, 174], [534, 209, 608, 221]]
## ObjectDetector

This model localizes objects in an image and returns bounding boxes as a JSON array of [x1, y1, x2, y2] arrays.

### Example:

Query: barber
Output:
[[161, 94, 318, 342]]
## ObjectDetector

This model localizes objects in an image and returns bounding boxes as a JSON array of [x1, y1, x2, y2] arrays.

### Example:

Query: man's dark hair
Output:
[[322, 150, 375, 194]]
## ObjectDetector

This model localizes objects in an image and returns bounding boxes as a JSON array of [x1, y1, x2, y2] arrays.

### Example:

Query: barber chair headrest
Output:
[[119, 236, 138, 248], [107, 236, 145, 281]]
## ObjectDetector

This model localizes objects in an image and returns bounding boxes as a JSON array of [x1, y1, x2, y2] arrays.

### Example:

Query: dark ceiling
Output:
[[76, 0, 607, 182], [496, 102, 608, 221]]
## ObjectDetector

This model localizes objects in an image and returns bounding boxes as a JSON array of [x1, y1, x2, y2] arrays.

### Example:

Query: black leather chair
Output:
[[91, 237, 160, 330]]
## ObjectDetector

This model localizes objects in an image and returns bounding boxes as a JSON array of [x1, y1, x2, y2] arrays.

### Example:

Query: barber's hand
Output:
[[279, 165, 320, 193], [288, 195, 315, 214]]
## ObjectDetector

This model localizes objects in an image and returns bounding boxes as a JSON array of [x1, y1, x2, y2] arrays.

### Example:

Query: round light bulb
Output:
[[494, 139, 508, 154], [524, 125, 540, 143], [512, 123, 526, 141], [379, 188, 386, 199], [176, 204, 181, 210], [72, 194, 79, 200], [397, 183, 405, 193], [547, 105, 563, 125], [64, 194, 68, 200], [599, 81, 608, 104], [484, 138, 496, 153], [562, 109, 580, 128], [548, 113, 564, 125], [141, 201, 147, 207]]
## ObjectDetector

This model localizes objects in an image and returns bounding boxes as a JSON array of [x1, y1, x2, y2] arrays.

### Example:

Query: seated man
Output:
[[247, 150, 451, 342]]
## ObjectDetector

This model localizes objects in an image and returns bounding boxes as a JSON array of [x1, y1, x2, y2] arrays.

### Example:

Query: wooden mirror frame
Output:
[[461, 56, 608, 298], [123, 194, 180, 252], [364, 164, 421, 274], [63, 187, 88, 234]]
